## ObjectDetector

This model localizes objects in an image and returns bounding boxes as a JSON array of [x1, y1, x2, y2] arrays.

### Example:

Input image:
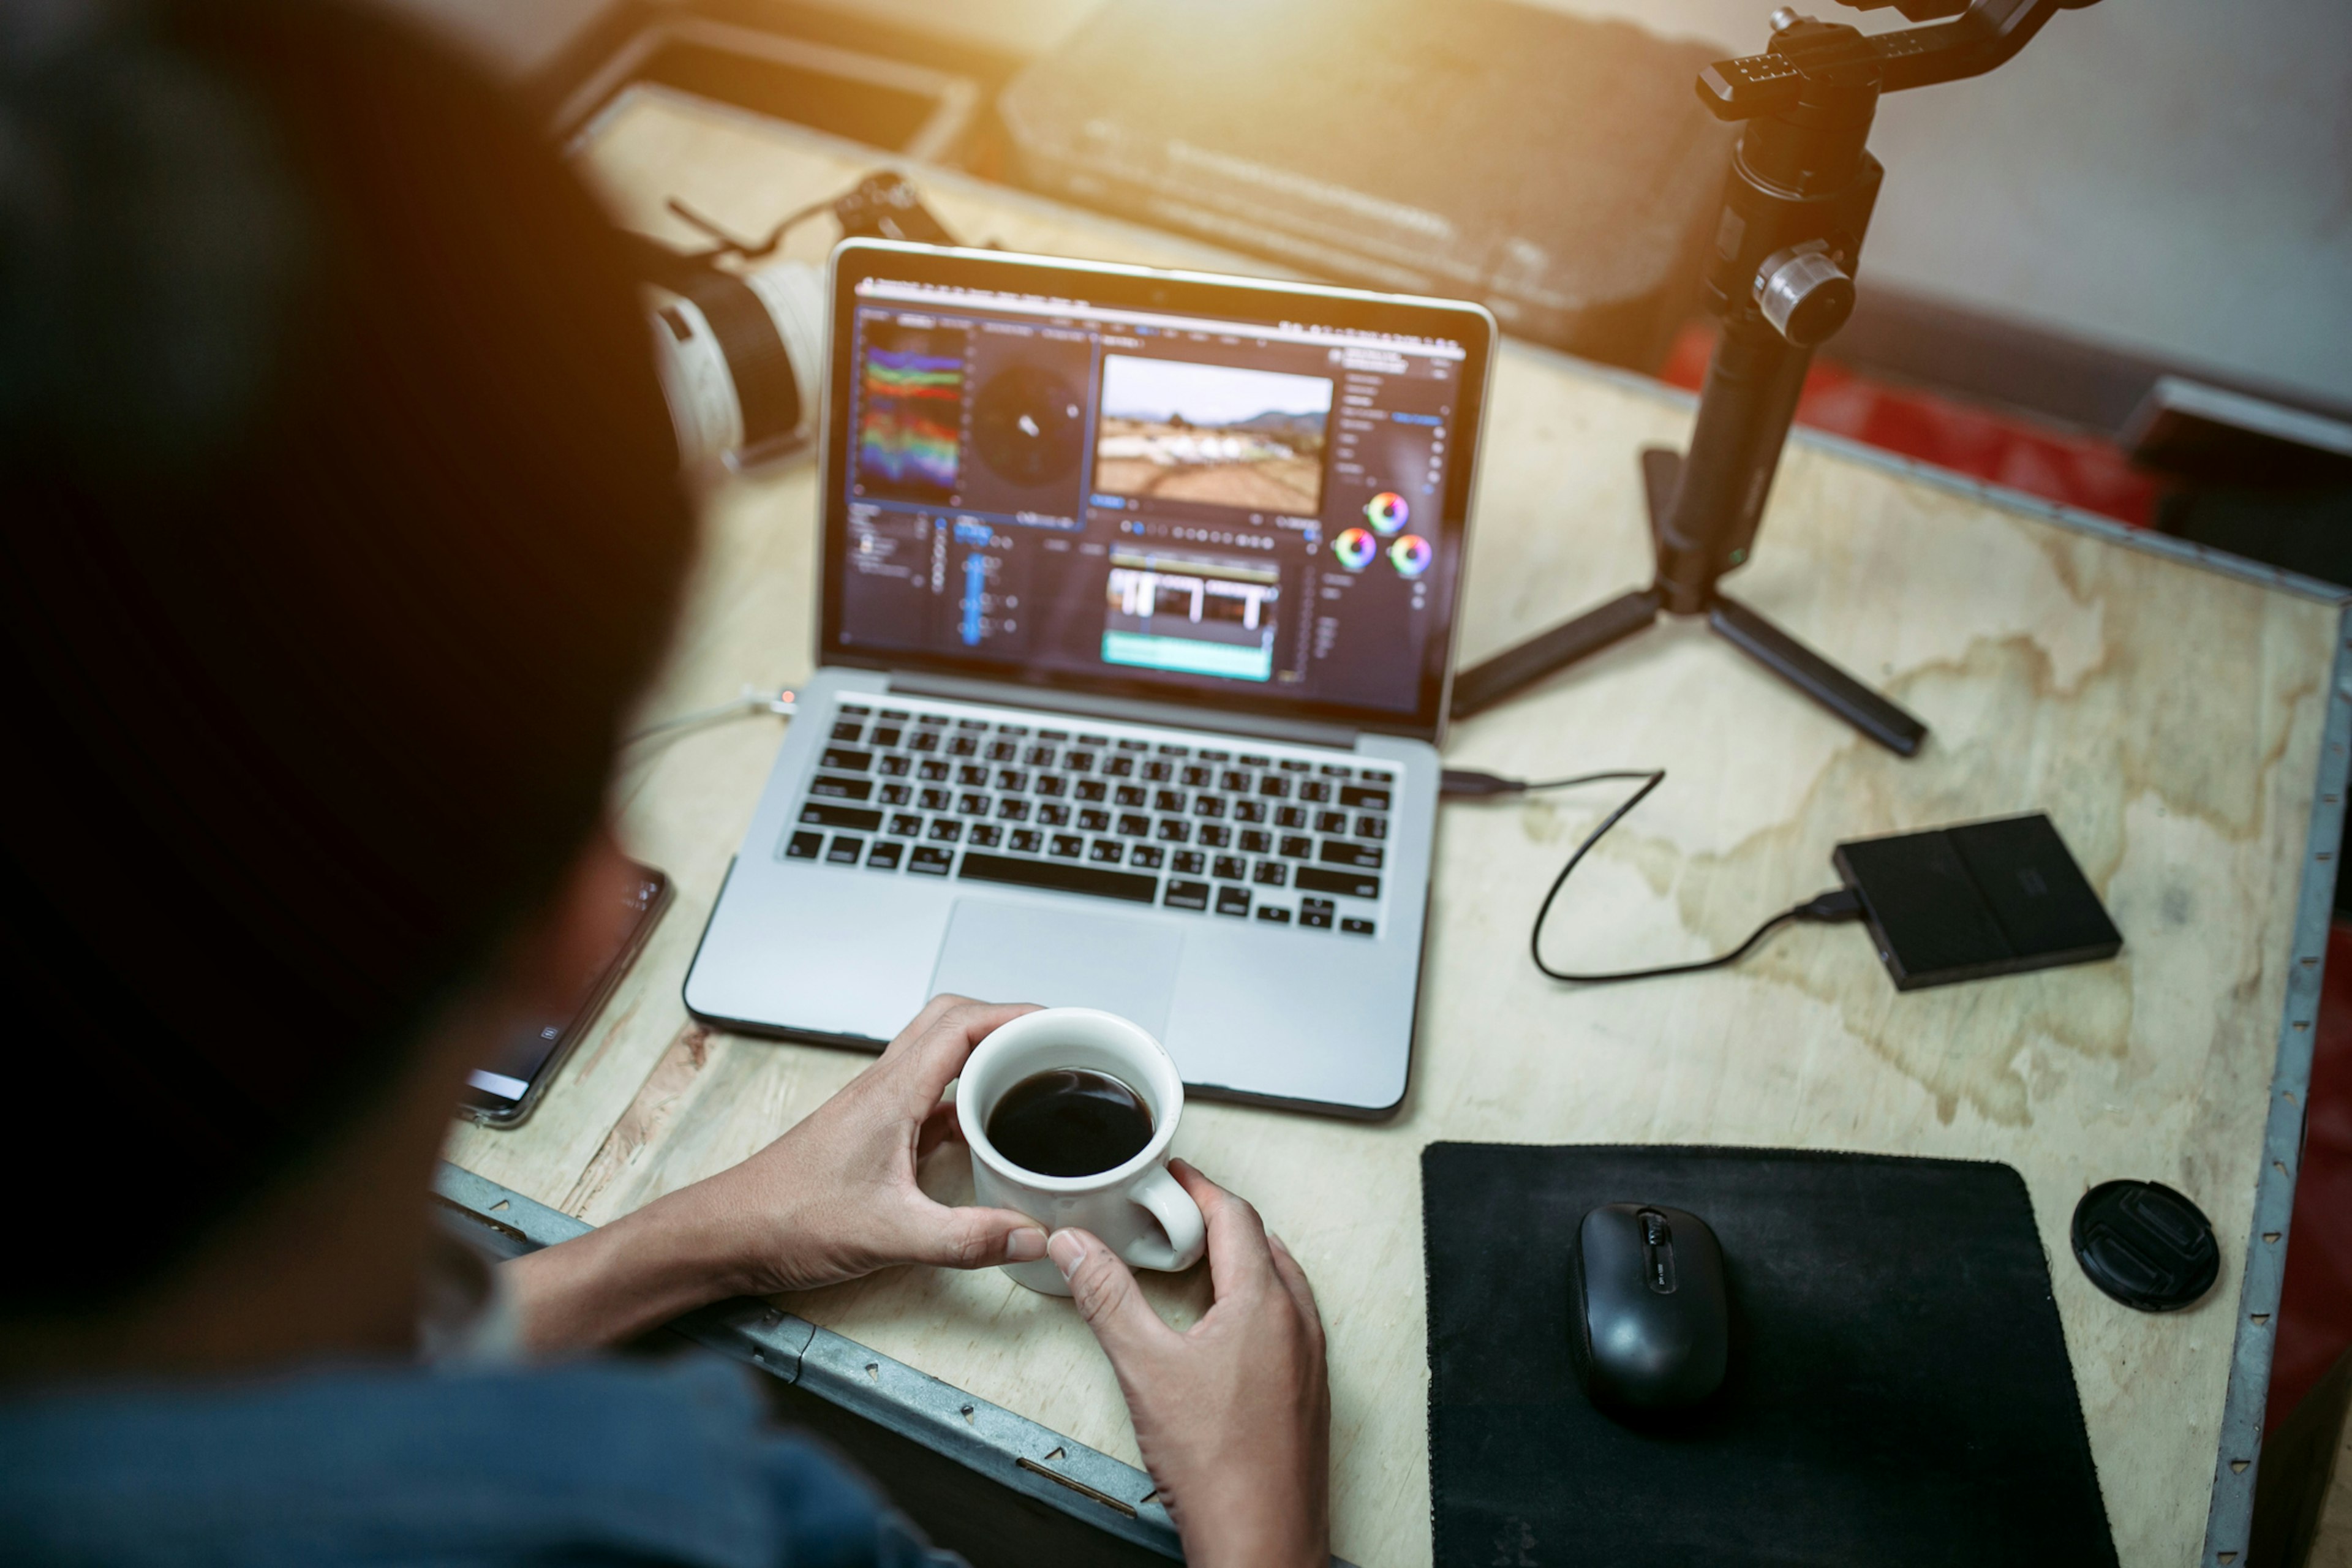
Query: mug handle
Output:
[[1121, 1163, 1207, 1273]]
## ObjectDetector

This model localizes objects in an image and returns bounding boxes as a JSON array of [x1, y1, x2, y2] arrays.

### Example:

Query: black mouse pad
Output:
[[1423, 1144, 2116, 1566]]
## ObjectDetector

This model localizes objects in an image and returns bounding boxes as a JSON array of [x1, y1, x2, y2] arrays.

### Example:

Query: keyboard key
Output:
[[1299, 896, 1335, 930], [1319, 763, 1353, 778], [1076, 780, 1108, 802], [1117, 739, 1148, 752], [1362, 768, 1393, 783], [948, 735, 978, 756], [825, 835, 864, 865], [1192, 796, 1226, 819], [1215, 886, 1252, 918], [1240, 829, 1272, 854], [801, 803, 883, 831], [1213, 854, 1246, 881], [986, 741, 1017, 762], [910, 732, 940, 753], [1316, 810, 1349, 834], [909, 845, 954, 876], [1240, 753, 1271, 767], [919, 760, 949, 782], [881, 783, 912, 805], [1199, 748, 1231, 763], [1117, 813, 1152, 837], [928, 820, 963, 844], [870, 727, 902, 748], [867, 840, 904, 870], [1219, 773, 1249, 792], [1130, 844, 1164, 869], [1049, 834, 1084, 858], [1256, 905, 1293, 924], [839, 704, 871, 717], [1036, 777, 1068, 799], [1025, 744, 1059, 767], [1088, 839, 1125, 865], [998, 770, 1030, 792], [1010, 828, 1043, 853], [968, 824, 1003, 848], [829, 720, 864, 742], [1037, 803, 1071, 827], [1253, 860, 1289, 887], [1164, 879, 1210, 911], [1198, 824, 1232, 848], [995, 723, 1030, 737], [1156, 819, 1191, 843], [1276, 805, 1307, 829], [1104, 755, 1136, 777], [1358, 814, 1387, 840], [1174, 850, 1206, 875], [1157, 744, 1191, 758], [810, 775, 873, 801], [1280, 834, 1314, 859], [1297, 867, 1381, 900], [820, 747, 872, 772], [1300, 780, 1332, 804], [1320, 841, 1385, 870], [1038, 728, 1069, 741], [1340, 785, 1392, 810], [1258, 777, 1290, 799], [1341, 918, 1377, 937], [959, 764, 989, 787], [957, 718, 989, 731], [888, 813, 922, 837], [785, 830, 823, 860], [1115, 785, 1147, 808], [959, 793, 991, 817], [918, 788, 951, 812], [1181, 765, 1212, 788], [961, 851, 1156, 903], [1155, 789, 1187, 813], [1066, 750, 1098, 772], [997, 799, 1030, 821], [1079, 809, 1110, 832], [1143, 761, 1173, 782], [1078, 733, 1110, 747], [879, 709, 909, 722], [1233, 799, 1267, 824], [878, 755, 911, 777], [1279, 760, 1311, 773]]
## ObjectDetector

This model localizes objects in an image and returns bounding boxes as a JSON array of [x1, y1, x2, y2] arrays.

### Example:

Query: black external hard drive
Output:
[[1832, 813, 2122, 990]]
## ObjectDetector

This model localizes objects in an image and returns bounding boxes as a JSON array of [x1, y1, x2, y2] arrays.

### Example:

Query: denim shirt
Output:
[[0, 1355, 961, 1566]]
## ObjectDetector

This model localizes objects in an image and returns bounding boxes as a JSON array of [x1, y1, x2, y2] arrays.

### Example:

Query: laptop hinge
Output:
[[886, 672, 1362, 750]]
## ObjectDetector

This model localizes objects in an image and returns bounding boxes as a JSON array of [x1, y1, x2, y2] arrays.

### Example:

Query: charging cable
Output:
[[1439, 767, 1863, 983], [624, 685, 796, 749]]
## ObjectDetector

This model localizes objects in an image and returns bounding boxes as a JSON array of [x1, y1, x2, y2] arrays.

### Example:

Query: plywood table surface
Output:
[[445, 89, 2351, 1567]]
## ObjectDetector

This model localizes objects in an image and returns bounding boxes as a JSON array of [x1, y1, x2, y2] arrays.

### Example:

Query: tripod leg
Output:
[[1450, 587, 1663, 720], [1709, 594, 1927, 757]]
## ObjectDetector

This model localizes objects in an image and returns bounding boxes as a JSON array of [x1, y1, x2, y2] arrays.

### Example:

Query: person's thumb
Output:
[[1050, 1229, 1168, 1360], [920, 1205, 1050, 1270]]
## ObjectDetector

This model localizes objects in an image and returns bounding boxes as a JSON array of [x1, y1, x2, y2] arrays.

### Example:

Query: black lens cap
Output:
[[2071, 1180, 2219, 1312]]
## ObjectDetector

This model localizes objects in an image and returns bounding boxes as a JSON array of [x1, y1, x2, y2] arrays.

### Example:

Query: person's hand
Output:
[[683, 994, 1051, 1295], [505, 996, 1050, 1351], [1049, 1161, 1330, 1568]]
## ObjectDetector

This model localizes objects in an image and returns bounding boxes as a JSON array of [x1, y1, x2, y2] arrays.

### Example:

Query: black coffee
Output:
[[986, 1068, 1154, 1178]]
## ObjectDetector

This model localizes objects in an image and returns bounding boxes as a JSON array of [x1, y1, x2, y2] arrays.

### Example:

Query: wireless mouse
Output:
[[1569, 1202, 1729, 1414]]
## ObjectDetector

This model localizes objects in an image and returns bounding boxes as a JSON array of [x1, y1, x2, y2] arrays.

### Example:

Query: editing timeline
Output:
[[836, 279, 1468, 717]]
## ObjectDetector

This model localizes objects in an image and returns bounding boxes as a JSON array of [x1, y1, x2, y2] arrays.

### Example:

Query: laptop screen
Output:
[[818, 242, 1494, 738]]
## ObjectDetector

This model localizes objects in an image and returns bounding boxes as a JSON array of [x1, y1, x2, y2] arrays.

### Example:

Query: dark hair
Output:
[[0, 0, 690, 1312]]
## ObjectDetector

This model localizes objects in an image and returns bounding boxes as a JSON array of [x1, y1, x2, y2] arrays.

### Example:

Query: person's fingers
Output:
[[899, 999, 1037, 1104], [901, 1201, 1049, 1270], [877, 993, 973, 1063], [1049, 1228, 1175, 1362], [1169, 1158, 1277, 1298], [1266, 1232, 1325, 1352], [914, 1099, 963, 1161]]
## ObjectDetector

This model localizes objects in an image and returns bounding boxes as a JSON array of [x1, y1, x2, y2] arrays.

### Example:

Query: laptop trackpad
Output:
[[928, 899, 1183, 1039]]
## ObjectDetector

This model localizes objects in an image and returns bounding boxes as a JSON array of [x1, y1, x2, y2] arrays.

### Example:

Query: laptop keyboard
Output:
[[779, 702, 1390, 935]]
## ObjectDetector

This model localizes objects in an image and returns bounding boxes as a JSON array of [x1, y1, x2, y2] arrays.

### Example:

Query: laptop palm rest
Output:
[[928, 899, 1183, 1041]]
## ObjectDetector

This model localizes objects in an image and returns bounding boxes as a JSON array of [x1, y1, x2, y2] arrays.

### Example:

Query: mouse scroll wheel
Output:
[[1642, 1213, 1672, 1246]]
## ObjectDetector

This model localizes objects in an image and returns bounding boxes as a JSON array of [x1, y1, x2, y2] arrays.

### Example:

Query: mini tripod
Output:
[[1449, 0, 2100, 755]]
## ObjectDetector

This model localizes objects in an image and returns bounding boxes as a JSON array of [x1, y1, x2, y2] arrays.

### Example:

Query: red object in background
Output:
[[1658, 321, 2168, 527], [2268, 919, 2352, 1433]]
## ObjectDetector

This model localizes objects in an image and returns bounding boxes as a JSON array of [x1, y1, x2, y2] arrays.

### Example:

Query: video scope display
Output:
[[831, 276, 1469, 718]]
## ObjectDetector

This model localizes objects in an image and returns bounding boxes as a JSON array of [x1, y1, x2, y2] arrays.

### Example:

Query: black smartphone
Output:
[[458, 862, 672, 1127]]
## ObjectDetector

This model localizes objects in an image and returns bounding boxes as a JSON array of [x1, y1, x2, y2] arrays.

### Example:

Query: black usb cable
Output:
[[1439, 768, 1863, 983]]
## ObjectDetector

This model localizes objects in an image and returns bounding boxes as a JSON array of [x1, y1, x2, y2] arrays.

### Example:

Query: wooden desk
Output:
[[446, 88, 2351, 1568]]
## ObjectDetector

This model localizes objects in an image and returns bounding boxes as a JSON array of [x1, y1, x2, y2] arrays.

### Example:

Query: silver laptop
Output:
[[684, 238, 1496, 1118]]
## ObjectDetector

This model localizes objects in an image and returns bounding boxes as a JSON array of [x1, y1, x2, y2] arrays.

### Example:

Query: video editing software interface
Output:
[[834, 276, 1470, 718]]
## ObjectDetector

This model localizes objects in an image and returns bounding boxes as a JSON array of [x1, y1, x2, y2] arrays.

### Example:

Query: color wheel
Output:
[[1333, 527, 1378, 571], [1363, 491, 1411, 535], [1389, 533, 1433, 578]]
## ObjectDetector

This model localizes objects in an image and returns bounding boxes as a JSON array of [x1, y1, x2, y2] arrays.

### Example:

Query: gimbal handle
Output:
[[1698, 0, 2099, 121]]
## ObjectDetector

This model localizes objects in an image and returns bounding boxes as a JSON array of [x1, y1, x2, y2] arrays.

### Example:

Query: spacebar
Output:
[[957, 852, 1158, 904]]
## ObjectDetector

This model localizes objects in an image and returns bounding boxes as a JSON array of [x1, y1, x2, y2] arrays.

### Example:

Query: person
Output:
[[0, 2, 1330, 1564]]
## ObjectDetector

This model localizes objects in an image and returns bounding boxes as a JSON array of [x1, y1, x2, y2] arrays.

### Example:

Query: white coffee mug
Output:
[[956, 1007, 1207, 1296]]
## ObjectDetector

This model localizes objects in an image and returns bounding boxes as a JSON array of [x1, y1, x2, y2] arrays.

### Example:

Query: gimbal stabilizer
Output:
[[1450, 0, 2101, 755]]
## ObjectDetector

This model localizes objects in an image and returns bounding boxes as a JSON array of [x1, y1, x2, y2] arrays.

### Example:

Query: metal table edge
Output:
[[2199, 602, 2352, 1564], [431, 1163, 1368, 1564]]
